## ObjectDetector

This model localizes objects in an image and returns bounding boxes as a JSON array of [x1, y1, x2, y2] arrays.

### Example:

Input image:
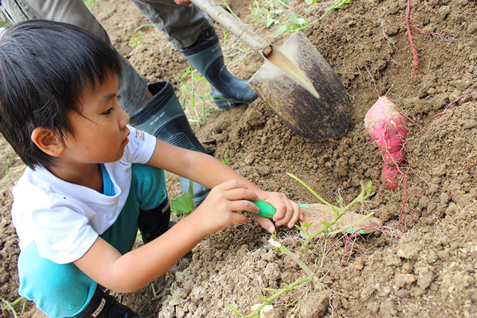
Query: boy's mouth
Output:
[[122, 130, 130, 146]]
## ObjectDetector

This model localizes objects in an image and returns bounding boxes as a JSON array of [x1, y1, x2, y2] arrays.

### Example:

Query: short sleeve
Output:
[[22, 206, 99, 265], [122, 126, 156, 164]]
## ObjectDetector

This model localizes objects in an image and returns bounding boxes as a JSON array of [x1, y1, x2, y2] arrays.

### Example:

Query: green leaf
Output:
[[266, 19, 279, 28], [275, 24, 289, 37], [321, 0, 351, 19], [289, 12, 301, 25], [221, 152, 229, 165], [366, 181, 373, 194], [335, 0, 350, 9], [171, 181, 195, 216], [171, 192, 194, 215], [225, 303, 244, 316]]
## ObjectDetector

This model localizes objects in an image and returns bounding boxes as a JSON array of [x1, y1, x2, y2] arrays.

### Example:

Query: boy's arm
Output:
[[75, 179, 256, 293], [75, 141, 301, 293], [147, 140, 302, 231]]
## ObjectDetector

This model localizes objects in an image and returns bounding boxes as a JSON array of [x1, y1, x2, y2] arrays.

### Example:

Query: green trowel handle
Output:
[[246, 199, 277, 219]]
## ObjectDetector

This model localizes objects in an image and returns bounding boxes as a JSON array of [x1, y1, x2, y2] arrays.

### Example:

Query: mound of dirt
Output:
[[1, 0, 476, 317]]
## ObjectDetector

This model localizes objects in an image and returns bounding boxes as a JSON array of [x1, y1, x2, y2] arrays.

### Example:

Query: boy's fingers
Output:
[[219, 179, 248, 191], [225, 188, 259, 202], [230, 213, 249, 225], [287, 202, 302, 228], [281, 198, 296, 227], [280, 201, 295, 227], [271, 200, 287, 225], [229, 200, 259, 214], [174, 0, 192, 5], [253, 215, 275, 233]]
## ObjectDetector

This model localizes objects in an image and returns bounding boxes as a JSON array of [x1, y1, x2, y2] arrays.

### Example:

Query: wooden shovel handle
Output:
[[189, 0, 272, 55]]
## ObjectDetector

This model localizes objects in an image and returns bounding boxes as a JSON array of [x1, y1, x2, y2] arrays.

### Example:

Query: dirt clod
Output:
[[299, 291, 330, 318]]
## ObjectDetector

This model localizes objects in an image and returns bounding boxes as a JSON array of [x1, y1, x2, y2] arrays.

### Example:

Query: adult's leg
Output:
[[130, 0, 259, 109], [130, 82, 209, 206]]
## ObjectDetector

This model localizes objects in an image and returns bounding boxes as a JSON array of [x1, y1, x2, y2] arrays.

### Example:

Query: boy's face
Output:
[[63, 73, 130, 164]]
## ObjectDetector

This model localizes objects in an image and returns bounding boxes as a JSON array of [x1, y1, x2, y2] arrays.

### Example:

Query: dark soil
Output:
[[1, 0, 477, 317]]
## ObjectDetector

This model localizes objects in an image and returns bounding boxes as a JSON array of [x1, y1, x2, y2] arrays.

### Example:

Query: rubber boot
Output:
[[129, 81, 210, 206], [138, 199, 193, 259], [180, 27, 259, 110], [138, 198, 171, 244], [69, 286, 141, 318]]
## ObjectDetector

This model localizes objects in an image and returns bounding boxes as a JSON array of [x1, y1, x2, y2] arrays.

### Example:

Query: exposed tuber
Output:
[[364, 96, 407, 190]]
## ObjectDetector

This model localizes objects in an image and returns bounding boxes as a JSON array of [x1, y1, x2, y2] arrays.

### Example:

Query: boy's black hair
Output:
[[0, 20, 122, 169]]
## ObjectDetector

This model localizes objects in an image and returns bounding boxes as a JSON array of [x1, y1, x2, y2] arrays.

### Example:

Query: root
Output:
[[434, 91, 477, 117], [406, 0, 419, 78], [340, 223, 402, 266]]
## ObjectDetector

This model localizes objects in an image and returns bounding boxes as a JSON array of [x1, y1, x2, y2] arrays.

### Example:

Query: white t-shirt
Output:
[[12, 126, 156, 265]]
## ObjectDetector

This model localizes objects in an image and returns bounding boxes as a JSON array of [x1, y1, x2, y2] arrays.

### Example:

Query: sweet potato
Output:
[[364, 96, 407, 189]]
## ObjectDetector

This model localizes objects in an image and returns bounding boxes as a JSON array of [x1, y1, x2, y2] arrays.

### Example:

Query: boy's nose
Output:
[[119, 108, 130, 128]]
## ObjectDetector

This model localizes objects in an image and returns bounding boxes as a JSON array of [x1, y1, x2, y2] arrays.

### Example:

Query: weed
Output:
[[221, 152, 229, 165], [1, 297, 26, 318], [321, 0, 351, 19], [226, 278, 312, 318], [176, 66, 216, 125], [4, 158, 26, 179], [128, 30, 149, 48], [5, 158, 10, 178], [134, 24, 154, 33], [171, 179, 195, 217], [83, 0, 97, 9], [251, 0, 289, 28], [275, 12, 318, 37], [221, 28, 230, 51], [135, 231, 144, 247], [220, 0, 240, 20]]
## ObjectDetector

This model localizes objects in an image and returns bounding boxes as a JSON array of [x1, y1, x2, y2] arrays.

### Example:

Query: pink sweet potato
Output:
[[364, 96, 407, 189], [381, 165, 399, 190]]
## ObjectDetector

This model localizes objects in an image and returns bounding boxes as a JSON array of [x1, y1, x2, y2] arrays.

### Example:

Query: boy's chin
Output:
[[103, 149, 126, 163]]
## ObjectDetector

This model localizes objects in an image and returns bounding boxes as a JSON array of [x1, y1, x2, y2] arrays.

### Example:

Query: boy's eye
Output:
[[103, 108, 114, 115]]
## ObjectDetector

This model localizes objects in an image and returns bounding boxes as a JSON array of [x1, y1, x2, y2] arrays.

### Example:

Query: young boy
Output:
[[0, 21, 302, 317]]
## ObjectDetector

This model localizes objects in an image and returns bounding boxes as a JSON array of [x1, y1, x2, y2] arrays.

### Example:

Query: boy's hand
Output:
[[194, 179, 261, 236], [253, 191, 303, 233]]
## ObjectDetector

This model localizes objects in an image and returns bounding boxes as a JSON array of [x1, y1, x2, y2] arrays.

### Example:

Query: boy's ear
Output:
[[31, 128, 66, 157]]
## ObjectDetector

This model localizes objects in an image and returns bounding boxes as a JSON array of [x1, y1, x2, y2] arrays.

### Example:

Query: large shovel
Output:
[[190, 0, 350, 140]]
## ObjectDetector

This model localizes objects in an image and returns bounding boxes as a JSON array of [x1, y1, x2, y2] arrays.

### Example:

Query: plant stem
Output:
[[327, 211, 375, 236], [246, 278, 312, 318], [276, 240, 313, 277], [300, 182, 373, 249], [286, 172, 334, 209]]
